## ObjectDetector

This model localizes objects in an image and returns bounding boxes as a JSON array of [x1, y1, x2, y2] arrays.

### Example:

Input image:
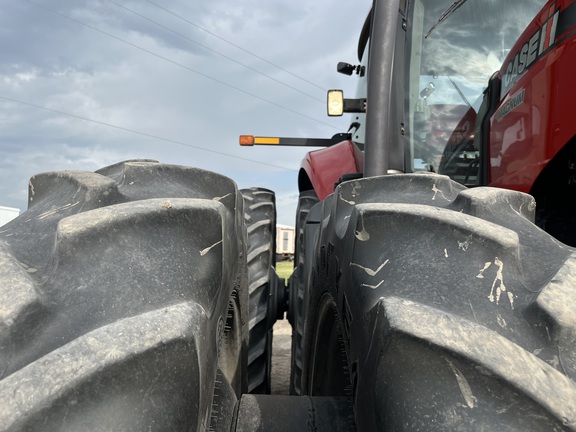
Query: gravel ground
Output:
[[271, 318, 292, 395]]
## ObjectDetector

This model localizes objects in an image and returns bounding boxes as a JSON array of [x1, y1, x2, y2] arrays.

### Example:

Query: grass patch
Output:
[[276, 261, 294, 280]]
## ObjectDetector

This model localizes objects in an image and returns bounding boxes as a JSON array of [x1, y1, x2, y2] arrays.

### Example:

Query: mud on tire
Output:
[[300, 173, 576, 431], [0, 160, 249, 432]]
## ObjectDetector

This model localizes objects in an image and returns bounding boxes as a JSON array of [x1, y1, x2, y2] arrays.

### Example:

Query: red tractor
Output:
[[245, 0, 576, 248], [1, 0, 575, 430], [244, 0, 576, 429]]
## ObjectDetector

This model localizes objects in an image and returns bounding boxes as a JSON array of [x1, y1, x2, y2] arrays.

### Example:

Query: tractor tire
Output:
[[0, 160, 249, 432], [240, 188, 277, 394], [288, 190, 319, 395], [299, 173, 576, 431]]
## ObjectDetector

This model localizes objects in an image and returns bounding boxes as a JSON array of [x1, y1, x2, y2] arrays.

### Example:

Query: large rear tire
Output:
[[300, 173, 576, 430], [0, 161, 249, 431], [240, 188, 277, 394]]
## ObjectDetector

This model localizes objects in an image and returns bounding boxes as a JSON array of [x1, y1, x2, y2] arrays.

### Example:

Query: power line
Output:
[[143, 0, 327, 92], [105, 0, 324, 104], [0, 95, 298, 172], [24, 0, 339, 131]]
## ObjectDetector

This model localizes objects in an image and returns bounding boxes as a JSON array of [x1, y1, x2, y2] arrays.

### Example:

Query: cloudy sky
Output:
[[0, 0, 370, 225]]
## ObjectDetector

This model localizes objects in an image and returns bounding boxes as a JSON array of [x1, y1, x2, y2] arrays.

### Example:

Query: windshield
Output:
[[407, 0, 543, 185]]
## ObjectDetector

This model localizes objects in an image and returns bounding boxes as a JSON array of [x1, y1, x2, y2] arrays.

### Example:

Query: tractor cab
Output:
[[333, 0, 544, 187]]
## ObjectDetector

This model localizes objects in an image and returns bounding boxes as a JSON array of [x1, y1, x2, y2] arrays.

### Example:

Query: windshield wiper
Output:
[[425, 0, 469, 38], [447, 75, 471, 107]]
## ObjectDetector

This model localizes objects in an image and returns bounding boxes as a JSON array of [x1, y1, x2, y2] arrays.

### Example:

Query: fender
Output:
[[299, 140, 361, 200]]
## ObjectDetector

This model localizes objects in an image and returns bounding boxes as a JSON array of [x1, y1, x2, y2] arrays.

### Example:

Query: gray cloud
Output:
[[0, 0, 368, 225]]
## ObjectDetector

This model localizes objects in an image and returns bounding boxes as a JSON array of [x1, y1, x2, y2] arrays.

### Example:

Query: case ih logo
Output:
[[502, 5, 559, 93]]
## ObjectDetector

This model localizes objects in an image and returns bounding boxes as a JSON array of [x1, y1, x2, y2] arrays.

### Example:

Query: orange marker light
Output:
[[254, 137, 280, 145], [239, 135, 255, 146]]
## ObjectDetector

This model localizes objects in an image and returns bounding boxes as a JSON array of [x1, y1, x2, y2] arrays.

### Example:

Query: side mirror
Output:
[[337, 62, 356, 76], [337, 62, 365, 76]]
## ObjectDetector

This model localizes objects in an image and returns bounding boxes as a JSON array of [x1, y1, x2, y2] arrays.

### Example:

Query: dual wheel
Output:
[[0, 162, 281, 431], [1, 161, 575, 431], [291, 174, 576, 431]]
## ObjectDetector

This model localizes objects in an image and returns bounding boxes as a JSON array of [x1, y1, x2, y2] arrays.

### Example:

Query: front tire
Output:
[[288, 190, 319, 395], [301, 173, 576, 431], [0, 161, 249, 431], [241, 188, 277, 394]]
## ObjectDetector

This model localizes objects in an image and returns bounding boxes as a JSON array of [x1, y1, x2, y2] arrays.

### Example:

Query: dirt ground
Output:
[[271, 318, 292, 395]]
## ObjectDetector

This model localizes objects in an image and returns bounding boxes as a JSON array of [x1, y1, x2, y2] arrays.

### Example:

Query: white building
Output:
[[276, 224, 295, 261], [0, 206, 20, 227]]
